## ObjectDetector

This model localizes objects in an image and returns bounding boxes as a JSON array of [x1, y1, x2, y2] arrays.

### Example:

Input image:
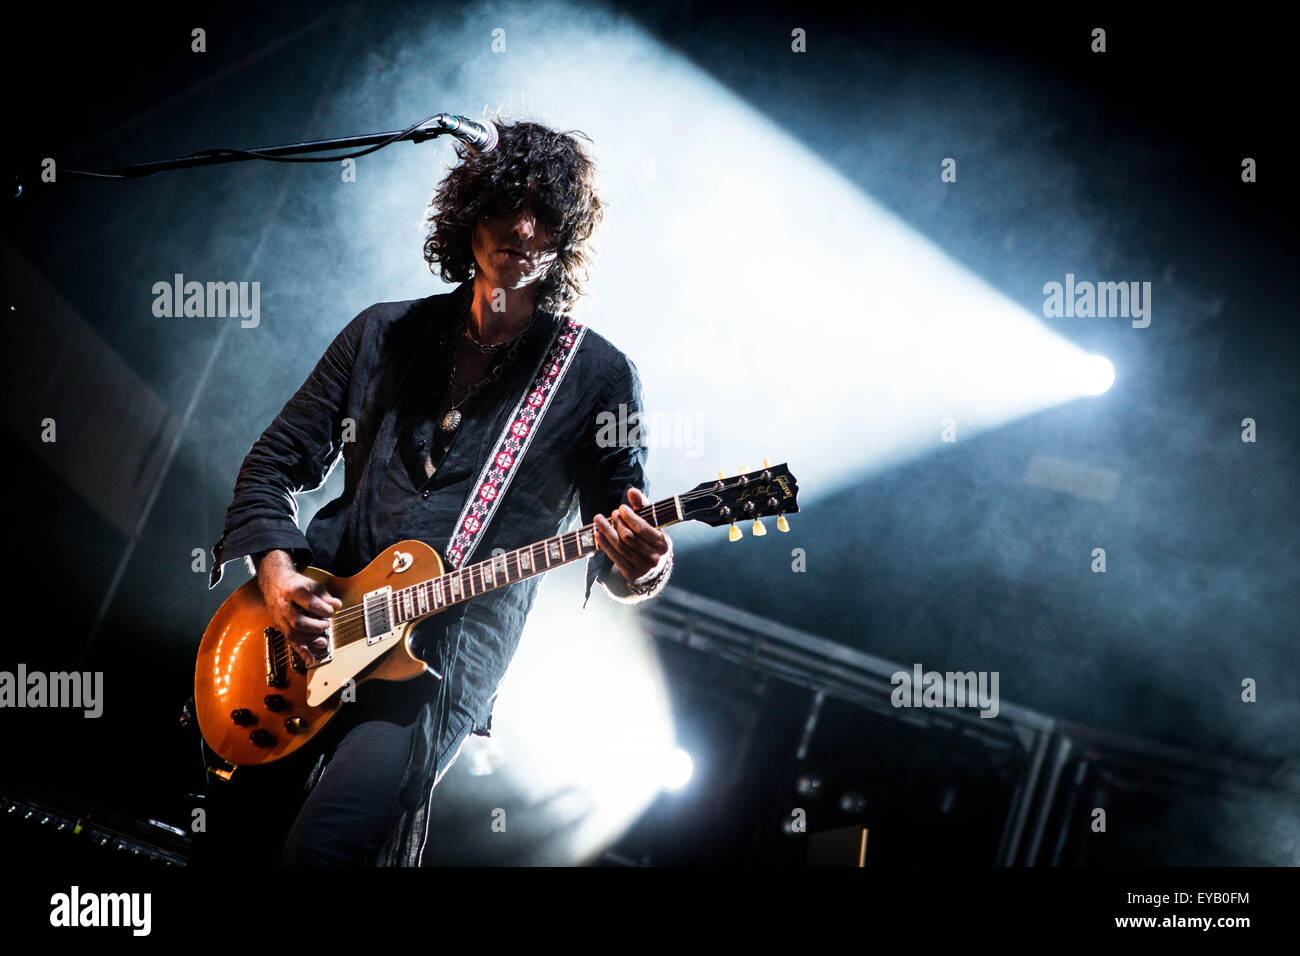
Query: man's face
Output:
[[470, 206, 558, 293]]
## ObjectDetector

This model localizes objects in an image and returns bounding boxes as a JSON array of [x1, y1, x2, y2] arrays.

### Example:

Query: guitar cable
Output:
[[415, 616, 466, 866]]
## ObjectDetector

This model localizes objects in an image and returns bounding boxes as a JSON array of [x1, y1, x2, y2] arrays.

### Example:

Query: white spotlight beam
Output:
[[312, 2, 1110, 511]]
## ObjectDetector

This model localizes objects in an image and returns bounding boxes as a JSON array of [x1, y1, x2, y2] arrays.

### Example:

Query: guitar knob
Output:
[[230, 708, 255, 726], [284, 716, 304, 734], [249, 729, 274, 747], [728, 523, 742, 542], [264, 694, 288, 712], [777, 514, 790, 533], [752, 518, 766, 536]]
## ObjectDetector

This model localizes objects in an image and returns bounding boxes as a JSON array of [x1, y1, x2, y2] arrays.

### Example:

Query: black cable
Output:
[[61, 113, 445, 181]]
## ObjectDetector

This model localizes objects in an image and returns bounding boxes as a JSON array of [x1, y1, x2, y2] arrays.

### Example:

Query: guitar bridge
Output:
[[265, 627, 289, 687]]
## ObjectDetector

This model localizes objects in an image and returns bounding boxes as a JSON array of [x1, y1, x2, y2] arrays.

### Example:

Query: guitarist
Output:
[[193, 117, 672, 866]]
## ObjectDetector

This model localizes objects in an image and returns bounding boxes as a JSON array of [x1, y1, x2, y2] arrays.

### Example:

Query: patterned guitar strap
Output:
[[444, 314, 587, 570]]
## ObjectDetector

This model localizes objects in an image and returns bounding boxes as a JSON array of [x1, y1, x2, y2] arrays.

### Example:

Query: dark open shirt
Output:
[[208, 280, 655, 736]]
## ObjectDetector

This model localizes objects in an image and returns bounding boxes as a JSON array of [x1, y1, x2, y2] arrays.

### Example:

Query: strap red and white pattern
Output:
[[444, 317, 587, 569]]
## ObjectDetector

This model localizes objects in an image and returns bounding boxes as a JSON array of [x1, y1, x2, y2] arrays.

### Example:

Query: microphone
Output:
[[429, 114, 499, 153]]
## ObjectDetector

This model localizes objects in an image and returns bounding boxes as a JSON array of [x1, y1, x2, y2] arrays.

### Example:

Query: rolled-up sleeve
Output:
[[208, 310, 367, 588], [577, 352, 666, 608]]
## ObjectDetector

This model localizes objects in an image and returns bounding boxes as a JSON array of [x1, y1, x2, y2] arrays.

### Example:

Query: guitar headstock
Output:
[[680, 461, 800, 536]]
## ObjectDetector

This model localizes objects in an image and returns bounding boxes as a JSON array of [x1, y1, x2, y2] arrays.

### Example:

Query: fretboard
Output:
[[386, 497, 683, 624]]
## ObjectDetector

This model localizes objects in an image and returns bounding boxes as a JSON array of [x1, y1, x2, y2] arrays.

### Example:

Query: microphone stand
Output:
[[30, 115, 470, 186]]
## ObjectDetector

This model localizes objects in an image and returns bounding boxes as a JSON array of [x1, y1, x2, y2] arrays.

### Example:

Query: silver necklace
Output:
[[439, 317, 531, 433], [462, 315, 533, 353]]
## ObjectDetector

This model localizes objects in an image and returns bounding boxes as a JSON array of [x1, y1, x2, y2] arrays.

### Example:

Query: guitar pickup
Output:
[[307, 617, 334, 667], [363, 586, 394, 645], [290, 618, 335, 670]]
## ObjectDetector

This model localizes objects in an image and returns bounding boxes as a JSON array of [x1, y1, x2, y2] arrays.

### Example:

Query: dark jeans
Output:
[[191, 674, 475, 867]]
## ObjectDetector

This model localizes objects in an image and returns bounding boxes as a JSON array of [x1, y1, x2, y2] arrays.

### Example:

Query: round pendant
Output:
[[441, 409, 463, 432]]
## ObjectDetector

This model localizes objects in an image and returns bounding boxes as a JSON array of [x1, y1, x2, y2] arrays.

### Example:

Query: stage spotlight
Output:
[[795, 774, 824, 798], [1079, 354, 1116, 395], [659, 748, 694, 791], [838, 790, 869, 815]]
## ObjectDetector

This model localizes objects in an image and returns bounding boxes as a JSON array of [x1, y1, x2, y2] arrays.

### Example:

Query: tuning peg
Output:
[[752, 518, 766, 536], [718, 470, 726, 480], [728, 522, 742, 542], [763, 458, 770, 468], [740, 466, 750, 475], [777, 514, 790, 533]]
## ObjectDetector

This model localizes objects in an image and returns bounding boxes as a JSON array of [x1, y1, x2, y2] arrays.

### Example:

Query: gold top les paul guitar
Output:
[[195, 463, 800, 768]]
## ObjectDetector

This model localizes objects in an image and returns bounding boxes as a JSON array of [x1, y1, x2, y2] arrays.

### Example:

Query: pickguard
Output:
[[305, 628, 404, 706]]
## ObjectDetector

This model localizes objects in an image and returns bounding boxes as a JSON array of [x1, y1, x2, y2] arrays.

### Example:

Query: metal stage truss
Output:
[[637, 588, 1300, 865]]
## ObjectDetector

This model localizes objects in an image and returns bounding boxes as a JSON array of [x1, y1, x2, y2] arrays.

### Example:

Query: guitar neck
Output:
[[388, 497, 685, 624]]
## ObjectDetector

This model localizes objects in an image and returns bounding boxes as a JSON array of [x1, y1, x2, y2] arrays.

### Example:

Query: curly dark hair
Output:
[[422, 117, 604, 316]]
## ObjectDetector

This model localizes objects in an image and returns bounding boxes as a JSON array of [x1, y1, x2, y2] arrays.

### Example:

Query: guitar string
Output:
[[322, 514, 650, 645], [320, 499, 679, 635], [317, 483, 744, 633], [299, 483, 768, 640]]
